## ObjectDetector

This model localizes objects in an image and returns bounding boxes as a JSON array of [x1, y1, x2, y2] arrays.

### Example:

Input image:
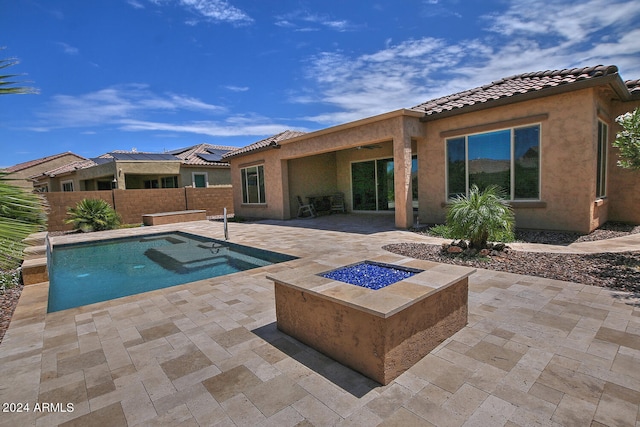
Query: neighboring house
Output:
[[2, 151, 87, 190], [31, 144, 236, 192], [224, 65, 640, 233]]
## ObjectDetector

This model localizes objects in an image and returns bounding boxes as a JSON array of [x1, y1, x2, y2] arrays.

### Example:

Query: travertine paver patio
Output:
[[1, 215, 639, 426]]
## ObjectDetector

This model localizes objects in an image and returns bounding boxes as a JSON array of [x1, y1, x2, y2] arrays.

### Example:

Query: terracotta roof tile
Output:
[[4, 152, 86, 173], [223, 130, 306, 159], [412, 65, 625, 117], [626, 79, 640, 94], [170, 143, 236, 166]]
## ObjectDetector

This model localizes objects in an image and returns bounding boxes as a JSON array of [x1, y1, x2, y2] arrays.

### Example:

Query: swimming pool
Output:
[[48, 231, 296, 312]]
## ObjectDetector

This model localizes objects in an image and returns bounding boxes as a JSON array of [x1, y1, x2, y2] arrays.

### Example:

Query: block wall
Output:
[[44, 186, 234, 231]]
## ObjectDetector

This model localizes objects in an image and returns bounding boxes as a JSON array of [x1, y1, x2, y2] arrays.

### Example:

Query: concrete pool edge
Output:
[[267, 255, 476, 385]]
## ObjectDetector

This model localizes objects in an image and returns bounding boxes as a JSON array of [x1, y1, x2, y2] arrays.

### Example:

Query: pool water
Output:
[[48, 232, 296, 312], [320, 261, 422, 290]]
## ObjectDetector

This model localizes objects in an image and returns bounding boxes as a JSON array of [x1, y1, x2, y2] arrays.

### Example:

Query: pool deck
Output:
[[1, 215, 639, 426]]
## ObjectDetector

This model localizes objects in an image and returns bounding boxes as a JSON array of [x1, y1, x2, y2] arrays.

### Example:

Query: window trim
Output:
[[241, 164, 266, 204], [596, 120, 608, 200], [61, 180, 74, 192], [445, 123, 542, 201], [192, 172, 208, 188]]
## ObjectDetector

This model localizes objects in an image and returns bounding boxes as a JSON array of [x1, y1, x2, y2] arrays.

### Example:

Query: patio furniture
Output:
[[330, 192, 346, 213], [296, 196, 316, 218]]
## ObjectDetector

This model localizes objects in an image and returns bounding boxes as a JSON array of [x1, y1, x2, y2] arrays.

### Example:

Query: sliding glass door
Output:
[[351, 158, 394, 211]]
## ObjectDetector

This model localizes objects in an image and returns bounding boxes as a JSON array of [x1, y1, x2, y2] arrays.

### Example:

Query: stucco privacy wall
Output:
[[420, 88, 607, 233], [44, 187, 233, 231], [230, 111, 424, 226]]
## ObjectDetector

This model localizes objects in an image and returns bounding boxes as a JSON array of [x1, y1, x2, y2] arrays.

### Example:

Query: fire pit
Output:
[[267, 255, 475, 385]]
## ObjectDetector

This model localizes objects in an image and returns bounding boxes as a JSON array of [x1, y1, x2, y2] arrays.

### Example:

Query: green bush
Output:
[[446, 185, 515, 249], [427, 224, 455, 238], [65, 199, 120, 232], [613, 107, 640, 170], [0, 269, 20, 293]]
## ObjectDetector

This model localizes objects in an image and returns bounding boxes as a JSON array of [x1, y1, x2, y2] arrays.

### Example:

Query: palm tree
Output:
[[0, 48, 38, 95], [0, 173, 48, 270], [1, 49, 44, 270], [446, 185, 515, 250], [65, 199, 121, 232]]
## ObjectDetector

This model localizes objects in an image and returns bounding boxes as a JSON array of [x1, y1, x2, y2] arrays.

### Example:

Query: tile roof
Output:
[[4, 152, 86, 173], [32, 145, 236, 179], [222, 130, 306, 159], [412, 65, 633, 118], [169, 143, 237, 166], [32, 158, 98, 178], [626, 79, 640, 94]]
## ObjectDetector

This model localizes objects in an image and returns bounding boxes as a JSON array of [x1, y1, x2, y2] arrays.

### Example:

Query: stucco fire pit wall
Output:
[[267, 256, 475, 385]]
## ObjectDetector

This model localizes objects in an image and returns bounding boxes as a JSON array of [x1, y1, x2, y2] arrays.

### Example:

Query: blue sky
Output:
[[2, 0, 640, 168]]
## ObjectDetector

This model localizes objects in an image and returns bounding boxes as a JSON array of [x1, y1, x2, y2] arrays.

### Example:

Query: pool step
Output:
[[21, 232, 49, 285]]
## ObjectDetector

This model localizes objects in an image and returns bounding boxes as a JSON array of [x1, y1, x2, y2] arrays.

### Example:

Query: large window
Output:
[[241, 165, 265, 204], [596, 120, 608, 199], [446, 124, 540, 200]]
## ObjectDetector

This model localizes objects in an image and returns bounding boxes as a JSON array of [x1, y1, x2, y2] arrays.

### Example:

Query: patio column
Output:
[[393, 130, 414, 229]]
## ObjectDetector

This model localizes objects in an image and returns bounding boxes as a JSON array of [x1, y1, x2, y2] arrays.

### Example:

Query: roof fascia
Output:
[[420, 74, 624, 122], [280, 109, 424, 146]]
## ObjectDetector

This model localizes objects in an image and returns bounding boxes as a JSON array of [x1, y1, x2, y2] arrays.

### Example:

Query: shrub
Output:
[[446, 185, 515, 249], [613, 107, 640, 170], [65, 199, 120, 232]]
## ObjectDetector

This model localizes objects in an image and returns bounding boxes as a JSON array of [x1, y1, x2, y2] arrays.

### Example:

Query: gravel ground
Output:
[[383, 243, 640, 293], [1, 223, 639, 344]]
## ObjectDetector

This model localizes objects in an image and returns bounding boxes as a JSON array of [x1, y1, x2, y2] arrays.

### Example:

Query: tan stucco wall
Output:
[[180, 166, 231, 187], [230, 91, 638, 232], [420, 88, 607, 233]]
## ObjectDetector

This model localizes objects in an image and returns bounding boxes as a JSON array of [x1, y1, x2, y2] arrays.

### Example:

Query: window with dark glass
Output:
[[241, 165, 265, 204], [446, 124, 541, 200], [596, 121, 607, 199]]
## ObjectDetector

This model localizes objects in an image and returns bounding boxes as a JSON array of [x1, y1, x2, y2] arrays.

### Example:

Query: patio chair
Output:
[[296, 196, 316, 218], [330, 192, 346, 213]]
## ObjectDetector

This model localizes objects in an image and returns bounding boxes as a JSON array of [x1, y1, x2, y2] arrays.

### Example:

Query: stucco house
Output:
[[31, 143, 236, 192], [3, 151, 87, 189], [224, 65, 640, 233]]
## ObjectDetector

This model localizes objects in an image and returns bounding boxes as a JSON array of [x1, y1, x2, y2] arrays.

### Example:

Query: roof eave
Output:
[[420, 73, 624, 122], [223, 142, 280, 160]]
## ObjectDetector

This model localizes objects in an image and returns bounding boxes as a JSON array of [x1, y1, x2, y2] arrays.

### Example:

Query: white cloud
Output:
[[118, 118, 305, 137], [224, 85, 249, 92], [177, 0, 252, 25], [55, 42, 79, 55], [274, 11, 356, 32], [143, 0, 252, 25], [296, 0, 640, 125], [126, 0, 145, 9], [34, 84, 225, 130]]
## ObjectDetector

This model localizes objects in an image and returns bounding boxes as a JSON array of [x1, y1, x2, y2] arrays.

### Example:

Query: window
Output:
[[446, 124, 540, 200], [596, 120, 608, 199], [144, 179, 159, 189], [61, 180, 74, 192], [241, 165, 265, 204], [351, 158, 394, 211], [192, 173, 207, 188], [161, 176, 178, 188]]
